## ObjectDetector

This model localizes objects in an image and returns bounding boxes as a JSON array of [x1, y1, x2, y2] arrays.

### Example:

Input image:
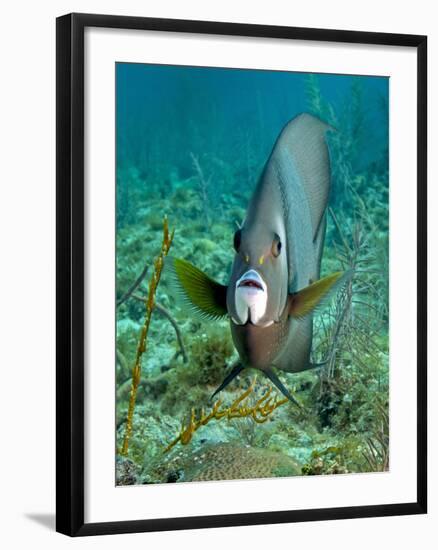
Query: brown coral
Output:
[[144, 443, 300, 484], [187, 444, 300, 481]]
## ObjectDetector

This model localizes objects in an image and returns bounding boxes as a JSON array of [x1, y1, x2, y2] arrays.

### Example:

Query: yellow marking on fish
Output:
[[258, 255, 265, 265], [245, 254, 250, 263]]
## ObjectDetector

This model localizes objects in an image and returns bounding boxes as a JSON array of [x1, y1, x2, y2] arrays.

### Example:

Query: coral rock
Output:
[[181, 443, 300, 482]]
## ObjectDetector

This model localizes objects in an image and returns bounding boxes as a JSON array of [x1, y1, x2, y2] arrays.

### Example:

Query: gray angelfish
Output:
[[171, 113, 352, 405]]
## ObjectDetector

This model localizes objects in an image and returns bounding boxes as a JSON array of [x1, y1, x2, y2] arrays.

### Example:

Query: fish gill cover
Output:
[[115, 63, 389, 485]]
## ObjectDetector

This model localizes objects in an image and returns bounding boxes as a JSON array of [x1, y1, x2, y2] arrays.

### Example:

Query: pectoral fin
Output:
[[289, 270, 354, 320], [169, 257, 228, 320]]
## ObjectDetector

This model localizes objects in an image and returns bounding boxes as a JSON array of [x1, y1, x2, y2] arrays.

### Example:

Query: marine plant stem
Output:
[[131, 294, 188, 363], [190, 152, 211, 229], [121, 217, 174, 456], [116, 262, 149, 307]]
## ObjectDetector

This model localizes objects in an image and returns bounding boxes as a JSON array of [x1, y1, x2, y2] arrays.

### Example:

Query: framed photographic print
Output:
[[56, 13, 427, 536]]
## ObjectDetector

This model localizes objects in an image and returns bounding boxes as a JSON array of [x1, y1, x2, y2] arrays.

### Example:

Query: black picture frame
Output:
[[56, 12, 427, 537]]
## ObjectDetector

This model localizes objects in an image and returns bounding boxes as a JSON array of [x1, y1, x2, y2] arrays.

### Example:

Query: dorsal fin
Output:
[[270, 113, 331, 240]]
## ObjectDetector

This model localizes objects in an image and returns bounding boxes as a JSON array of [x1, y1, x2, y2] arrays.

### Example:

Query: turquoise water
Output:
[[115, 63, 389, 485]]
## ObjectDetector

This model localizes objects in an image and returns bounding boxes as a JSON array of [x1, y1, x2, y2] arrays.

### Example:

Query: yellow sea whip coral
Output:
[[163, 379, 290, 454], [121, 217, 175, 456]]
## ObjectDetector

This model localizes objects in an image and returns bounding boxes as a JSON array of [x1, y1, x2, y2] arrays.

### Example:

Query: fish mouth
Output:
[[238, 279, 263, 291], [233, 270, 268, 325], [236, 270, 266, 293]]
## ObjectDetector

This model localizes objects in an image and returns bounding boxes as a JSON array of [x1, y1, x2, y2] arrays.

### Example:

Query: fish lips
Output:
[[236, 269, 266, 294], [233, 270, 269, 325]]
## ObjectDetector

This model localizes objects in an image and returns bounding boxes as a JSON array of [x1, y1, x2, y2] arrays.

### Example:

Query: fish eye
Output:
[[272, 235, 282, 257], [233, 229, 242, 252]]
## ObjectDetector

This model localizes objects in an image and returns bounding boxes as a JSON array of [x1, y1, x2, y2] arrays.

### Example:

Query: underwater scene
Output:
[[115, 63, 389, 485]]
